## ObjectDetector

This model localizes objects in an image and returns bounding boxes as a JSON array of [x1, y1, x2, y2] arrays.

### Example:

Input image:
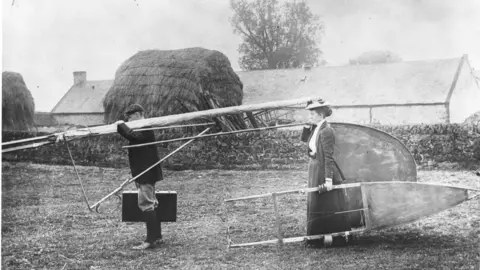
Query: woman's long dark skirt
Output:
[[307, 158, 351, 246]]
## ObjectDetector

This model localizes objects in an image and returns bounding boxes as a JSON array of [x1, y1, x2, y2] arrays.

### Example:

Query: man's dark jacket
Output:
[[117, 123, 163, 185]]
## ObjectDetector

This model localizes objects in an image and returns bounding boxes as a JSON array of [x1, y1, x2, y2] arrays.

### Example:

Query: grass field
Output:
[[2, 161, 479, 269]]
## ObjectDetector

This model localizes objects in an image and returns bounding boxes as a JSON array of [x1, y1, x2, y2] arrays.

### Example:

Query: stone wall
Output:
[[2, 123, 479, 170]]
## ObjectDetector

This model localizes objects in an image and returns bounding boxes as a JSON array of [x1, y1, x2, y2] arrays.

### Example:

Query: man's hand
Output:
[[115, 120, 125, 125]]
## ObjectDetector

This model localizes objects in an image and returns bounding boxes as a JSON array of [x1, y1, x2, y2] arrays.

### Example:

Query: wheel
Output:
[[323, 235, 333, 247]]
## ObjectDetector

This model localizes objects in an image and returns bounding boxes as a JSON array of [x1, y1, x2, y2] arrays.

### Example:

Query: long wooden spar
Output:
[[58, 97, 319, 141], [2, 97, 320, 153]]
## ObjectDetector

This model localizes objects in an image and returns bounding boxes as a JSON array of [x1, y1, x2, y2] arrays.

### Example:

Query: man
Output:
[[115, 104, 163, 250]]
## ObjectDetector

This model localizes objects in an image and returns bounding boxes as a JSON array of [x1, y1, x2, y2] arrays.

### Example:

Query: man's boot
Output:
[[132, 210, 159, 250]]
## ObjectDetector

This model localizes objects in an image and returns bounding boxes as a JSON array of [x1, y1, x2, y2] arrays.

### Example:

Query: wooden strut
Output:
[[89, 127, 211, 212], [134, 122, 215, 132], [64, 138, 92, 210], [228, 228, 366, 248], [224, 183, 360, 202], [123, 122, 307, 149], [272, 193, 283, 245]]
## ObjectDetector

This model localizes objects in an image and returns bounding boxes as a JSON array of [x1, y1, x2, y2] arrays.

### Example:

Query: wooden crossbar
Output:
[[228, 228, 366, 248], [225, 183, 361, 202]]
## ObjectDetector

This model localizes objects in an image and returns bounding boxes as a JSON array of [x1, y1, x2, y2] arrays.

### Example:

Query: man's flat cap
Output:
[[124, 104, 145, 117]]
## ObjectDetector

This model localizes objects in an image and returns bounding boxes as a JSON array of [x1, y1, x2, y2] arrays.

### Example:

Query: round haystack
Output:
[[2, 71, 35, 130], [103, 47, 244, 124]]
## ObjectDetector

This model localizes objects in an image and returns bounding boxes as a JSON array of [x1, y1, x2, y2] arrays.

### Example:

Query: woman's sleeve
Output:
[[320, 127, 335, 179]]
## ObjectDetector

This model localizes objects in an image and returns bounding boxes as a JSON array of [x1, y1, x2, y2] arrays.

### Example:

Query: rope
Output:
[[64, 137, 92, 211]]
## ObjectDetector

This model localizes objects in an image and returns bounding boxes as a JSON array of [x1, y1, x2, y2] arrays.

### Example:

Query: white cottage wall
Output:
[[329, 107, 371, 124], [53, 114, 105, 126], [371, 105, 447, 124], [448, 61, 480, 123], [291, 107, 370, 124]]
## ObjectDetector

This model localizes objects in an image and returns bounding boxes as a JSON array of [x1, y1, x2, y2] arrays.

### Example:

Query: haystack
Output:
[[2, 71, 35, 131], [103, 47, 245, 129]]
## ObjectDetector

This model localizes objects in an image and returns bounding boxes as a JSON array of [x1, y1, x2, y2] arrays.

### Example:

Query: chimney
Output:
[[73, 71, 87, 85]]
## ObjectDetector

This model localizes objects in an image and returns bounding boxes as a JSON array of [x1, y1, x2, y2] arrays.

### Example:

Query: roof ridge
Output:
[[236, 56, 464, 73]]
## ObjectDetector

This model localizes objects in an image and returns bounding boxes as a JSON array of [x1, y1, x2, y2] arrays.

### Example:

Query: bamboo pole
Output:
[[64, 140, 91, 210], [134, 122, 215, 132], [89, 128, 211, 212], [2, 134, 54, 146], [123, 122, 307, 149], [2, 141, 54, 153]]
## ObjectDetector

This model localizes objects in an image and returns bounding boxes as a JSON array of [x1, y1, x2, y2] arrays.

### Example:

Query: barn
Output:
[[238, 55, 480, 125], [51, 55, 479, 126], [51, 71, 111, 126]]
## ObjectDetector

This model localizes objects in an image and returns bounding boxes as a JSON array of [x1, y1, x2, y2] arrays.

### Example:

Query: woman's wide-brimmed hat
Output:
[[305, 99, 331, 110]]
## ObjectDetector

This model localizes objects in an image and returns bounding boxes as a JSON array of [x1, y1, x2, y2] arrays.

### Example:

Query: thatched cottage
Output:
[[51, 55, 480, 126]]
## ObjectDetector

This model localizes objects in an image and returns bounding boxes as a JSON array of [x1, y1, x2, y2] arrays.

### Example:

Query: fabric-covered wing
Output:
[[331, 123, 417, 183]]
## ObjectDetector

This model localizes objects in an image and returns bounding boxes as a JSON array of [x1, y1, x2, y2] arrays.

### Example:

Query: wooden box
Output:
[[122, 191, 177, 222]]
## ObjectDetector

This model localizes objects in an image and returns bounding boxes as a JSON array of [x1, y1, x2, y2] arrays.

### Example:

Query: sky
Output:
[[2, 0, 480, 111]]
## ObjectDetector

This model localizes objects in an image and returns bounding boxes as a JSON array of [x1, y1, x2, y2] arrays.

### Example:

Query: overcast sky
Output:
[[2, 0, 480, 111]]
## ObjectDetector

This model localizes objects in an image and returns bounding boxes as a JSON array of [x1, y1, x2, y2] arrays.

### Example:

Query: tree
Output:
[[349, 50, 402, 65], [230, 0, 324, 70]]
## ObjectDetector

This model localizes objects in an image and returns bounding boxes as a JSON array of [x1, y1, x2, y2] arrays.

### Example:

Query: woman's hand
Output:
[[318, 178, 333, 194]]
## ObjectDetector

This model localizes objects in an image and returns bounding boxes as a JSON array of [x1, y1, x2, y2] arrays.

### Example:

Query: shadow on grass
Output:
[[345, 229, 470, 251]]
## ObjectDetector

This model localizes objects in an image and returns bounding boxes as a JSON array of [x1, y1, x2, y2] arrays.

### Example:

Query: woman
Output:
[[301, 99, 351, 247]]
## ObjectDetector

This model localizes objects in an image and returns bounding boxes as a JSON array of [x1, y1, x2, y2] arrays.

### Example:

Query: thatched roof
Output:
[[2, 71, 35, 130], [103, 47, 244, 127]]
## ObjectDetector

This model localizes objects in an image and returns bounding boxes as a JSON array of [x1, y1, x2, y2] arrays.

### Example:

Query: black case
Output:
[[122, 191, 177, 222]]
